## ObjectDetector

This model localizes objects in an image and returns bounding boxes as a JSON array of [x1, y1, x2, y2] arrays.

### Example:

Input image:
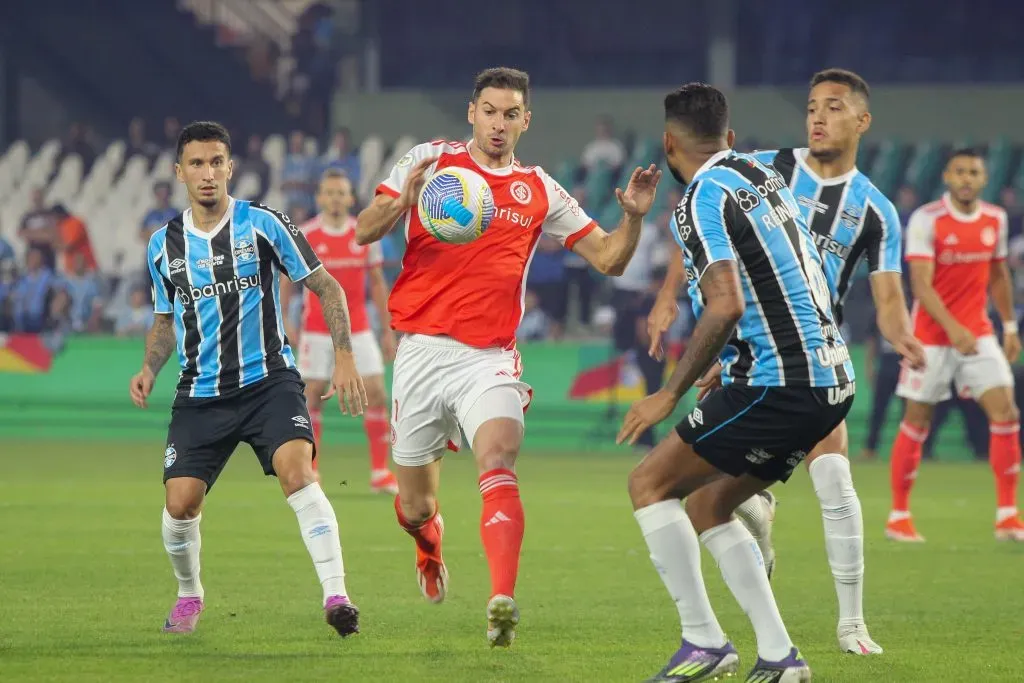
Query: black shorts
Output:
[[675, 382, 855, 483], [162, 370, 315, 491]]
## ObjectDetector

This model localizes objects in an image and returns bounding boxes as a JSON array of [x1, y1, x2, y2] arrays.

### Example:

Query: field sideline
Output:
[[1, 440, 1021, 682]]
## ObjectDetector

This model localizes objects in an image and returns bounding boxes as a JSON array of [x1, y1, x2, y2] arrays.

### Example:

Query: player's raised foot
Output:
[[743, 648, 811, 683], [884, 514, 925, 542], [643, 639, 739, 682], [370, 470, 400, 496], [163, 597, 203, 633], [837, 623, 883, 655], [486, 594, 520, 648], [416, 513, 449, 603], [324, 595, 360, 637]]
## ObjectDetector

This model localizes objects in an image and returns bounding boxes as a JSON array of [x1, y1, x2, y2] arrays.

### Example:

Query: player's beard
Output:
[[667, 160, 690, 187], [808, 144, 843, 163]]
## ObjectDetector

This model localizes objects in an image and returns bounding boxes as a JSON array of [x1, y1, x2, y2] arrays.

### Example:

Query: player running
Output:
[[354, 67, 661, 647], [130, 122, 366, 637], [620, 82, 853, 683], [888, 148, 1023, 542], [648, 68, 924, 655], [282, 168, 400, 495]]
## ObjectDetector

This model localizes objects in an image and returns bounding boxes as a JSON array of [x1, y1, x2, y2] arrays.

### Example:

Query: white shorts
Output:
[[895, 335, 1014, 403], [390, 334, 533, 467], [297, 330, 385, 380]]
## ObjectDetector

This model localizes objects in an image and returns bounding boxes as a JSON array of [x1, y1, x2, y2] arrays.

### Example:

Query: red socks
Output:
[[890, 421, 927, 512], [363, 408, 390, 473], [479, 468, 525, 599], [989, 421, 1021, 510], [394, 495, 441, 555]]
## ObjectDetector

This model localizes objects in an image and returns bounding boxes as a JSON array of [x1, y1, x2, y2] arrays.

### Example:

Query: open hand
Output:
[[616, 164, 662, 217], [322, 351, 368, 416], [399, 156, 440, 210], [617, 390, 678, 446]]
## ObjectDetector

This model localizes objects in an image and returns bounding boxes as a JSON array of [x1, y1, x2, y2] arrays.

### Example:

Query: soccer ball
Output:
[[417, 166, 495, 244]]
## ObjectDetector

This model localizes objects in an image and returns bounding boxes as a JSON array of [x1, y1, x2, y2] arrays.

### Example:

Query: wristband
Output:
[[1005, 321, 1019, 335]]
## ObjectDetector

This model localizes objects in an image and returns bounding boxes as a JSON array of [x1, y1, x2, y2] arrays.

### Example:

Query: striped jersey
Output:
[[671, 149, 854, 388], [147, 198, 322, 403], [752, 148, 902, 322]]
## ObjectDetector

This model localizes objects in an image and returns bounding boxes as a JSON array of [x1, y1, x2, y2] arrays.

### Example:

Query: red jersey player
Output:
[[282, 169, 400, 494], [889, 148, 1023, 542], [354, 67, 661, 647]]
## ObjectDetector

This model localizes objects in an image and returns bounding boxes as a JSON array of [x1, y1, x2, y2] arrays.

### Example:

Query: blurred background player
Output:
[[647, 68, 923, 655], [620, 82, 854, 683], [889, 148, 1023, 542], [130, 121, 366, 638], [354, 67, 661, 647], [283, 168, 399, 495]]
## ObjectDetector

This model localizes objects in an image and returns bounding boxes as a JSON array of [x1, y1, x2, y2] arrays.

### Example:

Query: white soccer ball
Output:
[[417, 166, 495, 244]]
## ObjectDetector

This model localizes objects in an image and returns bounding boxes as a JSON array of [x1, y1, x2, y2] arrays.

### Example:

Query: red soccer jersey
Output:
[[375, 140, 597, 348], [904, 194, 1008, 345], [301, 215, 382, 334]]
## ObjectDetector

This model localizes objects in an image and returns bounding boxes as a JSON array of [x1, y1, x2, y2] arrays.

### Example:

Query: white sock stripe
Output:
[[480, 475, 519, 494], [990, 422, 1021, 435], [364, 408, 388, 421], [899, 422, 928, 442]]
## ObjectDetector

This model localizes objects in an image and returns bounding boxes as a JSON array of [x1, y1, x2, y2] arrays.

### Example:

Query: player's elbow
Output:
[[709, 295, 744, 323], [600, 258, 627, 277]]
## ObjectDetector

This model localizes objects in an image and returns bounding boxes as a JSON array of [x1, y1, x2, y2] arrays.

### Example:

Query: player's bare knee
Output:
[[982, 393, 1019, 424], [471, 420, 522, 473], [273, 441, 317, 496], [164, 492, 203, 520], [902, 401, 933, 431], [399, 493, 437, 525], [628, 462, 672, 510]]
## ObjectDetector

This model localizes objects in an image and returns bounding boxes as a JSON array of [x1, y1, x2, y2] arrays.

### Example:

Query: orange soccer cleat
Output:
[[885, 515, 925, 543], [995, 515, 1024, 542]]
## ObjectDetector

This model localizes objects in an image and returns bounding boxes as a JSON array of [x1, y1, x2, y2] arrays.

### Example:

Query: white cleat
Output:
[[486, 594, 519, 648], [838, 624, 883, 655], [735, 490, 777, 580]]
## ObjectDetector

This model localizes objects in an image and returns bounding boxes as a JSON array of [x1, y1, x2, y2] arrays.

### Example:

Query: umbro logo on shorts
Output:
[[291, 415, 310, 429]]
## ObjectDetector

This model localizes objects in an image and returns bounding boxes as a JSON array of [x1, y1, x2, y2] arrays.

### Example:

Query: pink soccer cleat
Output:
[[163, 597, 204, 633], [324, 595, 360, 637]]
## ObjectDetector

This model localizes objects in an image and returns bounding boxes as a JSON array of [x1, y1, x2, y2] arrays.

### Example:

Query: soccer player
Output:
[[130, 121, 367, 637], [888, 148, 1023, 541], [619, 82, 853, 682], [354, 67, 661, 647], [648, 68, 923, 655], [282, 168, 400, 495]]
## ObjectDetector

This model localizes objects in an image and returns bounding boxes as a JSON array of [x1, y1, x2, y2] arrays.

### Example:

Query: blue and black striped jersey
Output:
[[147, 198, 322, 403], [752, 148, 902, 322], [671, 150, 854, 388]]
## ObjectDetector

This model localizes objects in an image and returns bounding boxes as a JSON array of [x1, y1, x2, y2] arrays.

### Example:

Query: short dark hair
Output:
[[948, 146, 984, 164], [663, 82, 729, 140], [319, 167, 350, 184], [176, 121, 231, 161], [810, 68, 870, 102], [472, 67, 531, 108]]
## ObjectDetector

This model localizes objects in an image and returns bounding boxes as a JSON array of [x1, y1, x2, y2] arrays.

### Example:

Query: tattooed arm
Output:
[[129, 313, 176, 408], [662, 261, 744, 398], [302, 268, 367, 414], [302, 268, 353, 353]]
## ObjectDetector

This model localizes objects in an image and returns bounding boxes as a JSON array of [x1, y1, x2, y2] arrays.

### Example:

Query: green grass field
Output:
[[1, 439, 1022, 682]]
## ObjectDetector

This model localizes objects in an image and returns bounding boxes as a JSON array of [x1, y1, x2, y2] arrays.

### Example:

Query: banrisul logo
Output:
[[176, 274, 261, 306]]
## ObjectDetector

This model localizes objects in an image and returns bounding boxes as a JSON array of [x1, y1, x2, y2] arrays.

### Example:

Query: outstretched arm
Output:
[[302, 268, 353, 353]]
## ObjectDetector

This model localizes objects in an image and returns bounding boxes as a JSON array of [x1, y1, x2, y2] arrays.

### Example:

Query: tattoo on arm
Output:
[[663, 261, 742, 398], [303, 269, 353, 353], [143, 314, 177, 375]]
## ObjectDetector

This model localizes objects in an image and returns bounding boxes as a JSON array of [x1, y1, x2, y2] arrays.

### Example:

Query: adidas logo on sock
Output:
[[485, 511, 512, 527]]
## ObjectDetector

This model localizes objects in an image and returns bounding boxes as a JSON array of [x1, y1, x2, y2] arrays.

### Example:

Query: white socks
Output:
[[700, 520, 794, 661], [287, 482, 348, 605], [162, 507, 204, 600], [809, 454, 864, 628], [634, 500, 728, 649]]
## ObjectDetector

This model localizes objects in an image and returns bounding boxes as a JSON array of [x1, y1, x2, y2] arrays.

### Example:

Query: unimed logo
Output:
[[176, 274, 261, 305]]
